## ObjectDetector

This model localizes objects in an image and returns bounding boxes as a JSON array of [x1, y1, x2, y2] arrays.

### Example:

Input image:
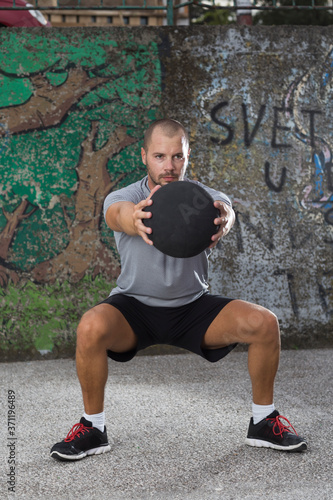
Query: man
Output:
[[51, 118, 307, 461]]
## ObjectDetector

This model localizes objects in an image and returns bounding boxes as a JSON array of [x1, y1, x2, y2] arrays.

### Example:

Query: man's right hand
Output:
[[132, 185, 160, 245], [105, 185, 161, 245]]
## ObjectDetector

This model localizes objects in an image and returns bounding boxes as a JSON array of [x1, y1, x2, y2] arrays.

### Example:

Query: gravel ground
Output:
[[1, 348, 332, 500]]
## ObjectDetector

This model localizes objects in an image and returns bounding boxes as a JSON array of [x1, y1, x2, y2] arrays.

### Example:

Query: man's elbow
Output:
[[105, 206, 120, 232]]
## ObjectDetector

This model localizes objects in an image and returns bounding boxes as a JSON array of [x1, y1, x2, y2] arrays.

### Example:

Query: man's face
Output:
[[141, 127, 190, 190]]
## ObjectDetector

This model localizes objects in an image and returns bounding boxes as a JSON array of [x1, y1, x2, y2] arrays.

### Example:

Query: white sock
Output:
[[83, 411, 105, 432], [252, 403, 275, 425]]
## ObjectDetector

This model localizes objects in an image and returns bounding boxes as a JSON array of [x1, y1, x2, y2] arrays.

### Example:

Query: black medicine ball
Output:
[[143, 181, 220, 258]]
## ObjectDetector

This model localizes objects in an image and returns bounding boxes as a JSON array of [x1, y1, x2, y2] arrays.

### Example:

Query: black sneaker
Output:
[[50, 417, 111, 461], [245, 410, 307, 452]]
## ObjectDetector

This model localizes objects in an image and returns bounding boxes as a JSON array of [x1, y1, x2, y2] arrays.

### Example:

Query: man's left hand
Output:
[[209, 201, 235, 249]]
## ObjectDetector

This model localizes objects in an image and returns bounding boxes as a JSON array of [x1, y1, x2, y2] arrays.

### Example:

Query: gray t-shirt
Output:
[[103, 176, 231, 307]]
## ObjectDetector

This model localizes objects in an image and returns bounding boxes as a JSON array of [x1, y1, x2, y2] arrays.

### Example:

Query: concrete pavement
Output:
[[1, 348, 332, 499]]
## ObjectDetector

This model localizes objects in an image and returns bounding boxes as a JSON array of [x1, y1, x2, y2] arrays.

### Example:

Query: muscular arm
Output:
[[105, 201, 137, 234], [105, 186, 160, 245]]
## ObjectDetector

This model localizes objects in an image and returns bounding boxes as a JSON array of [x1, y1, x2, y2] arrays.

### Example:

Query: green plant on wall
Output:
[[0, 31, 161, 357], [0, 275, 113, 359]]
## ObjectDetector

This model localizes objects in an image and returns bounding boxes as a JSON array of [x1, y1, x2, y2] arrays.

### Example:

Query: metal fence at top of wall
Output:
[[2, 0, 333, 27]]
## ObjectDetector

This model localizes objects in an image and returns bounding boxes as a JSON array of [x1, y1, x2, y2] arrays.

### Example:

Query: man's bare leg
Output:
[[76, 304, 138, 414], [202, 300, 307, 451], [202, 300, 280, 404], [50, 304, 137, 461]]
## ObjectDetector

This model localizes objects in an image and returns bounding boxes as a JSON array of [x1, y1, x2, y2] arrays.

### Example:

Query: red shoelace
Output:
[[64, 423, 91, 442], [267, 415, 298, 437]]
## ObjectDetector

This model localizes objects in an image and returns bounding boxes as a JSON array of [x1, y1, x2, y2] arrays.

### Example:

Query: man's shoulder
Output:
[[184, 178, 232, 206], [183, 177, 215, 193], [107, 176, 148, 200], [116, 176, 148, 194], [184, 177, 211, 189], [103, 176, 149, 216]]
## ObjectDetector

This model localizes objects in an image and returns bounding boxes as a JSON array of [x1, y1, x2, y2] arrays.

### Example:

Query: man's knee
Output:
[[76, 305, 137, 353], [77, 309, 109, 351], [250, 307, 280, 345]]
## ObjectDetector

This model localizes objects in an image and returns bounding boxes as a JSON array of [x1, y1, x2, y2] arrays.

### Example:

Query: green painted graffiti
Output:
[[0, 31, 161, 277]]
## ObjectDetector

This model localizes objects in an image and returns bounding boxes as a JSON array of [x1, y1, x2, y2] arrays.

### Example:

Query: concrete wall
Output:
[[0, 26, 332, 360]]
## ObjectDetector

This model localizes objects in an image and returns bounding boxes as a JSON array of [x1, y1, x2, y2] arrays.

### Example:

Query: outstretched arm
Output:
[[105, 186, 160, 245]]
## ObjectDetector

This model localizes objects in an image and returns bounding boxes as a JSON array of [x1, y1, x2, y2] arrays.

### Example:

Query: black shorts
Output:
[[100, 293, 238, 363]]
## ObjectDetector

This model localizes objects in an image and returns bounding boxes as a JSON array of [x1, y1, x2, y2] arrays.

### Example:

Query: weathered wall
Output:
[[0, 26, 332, 360]]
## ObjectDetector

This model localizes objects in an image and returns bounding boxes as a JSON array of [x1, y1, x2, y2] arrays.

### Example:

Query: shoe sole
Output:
[[50, 444, 111, 462], [245, 437, 307, 452]]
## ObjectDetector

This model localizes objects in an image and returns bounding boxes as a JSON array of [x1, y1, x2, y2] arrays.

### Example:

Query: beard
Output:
[[146, 161, 186, 187]]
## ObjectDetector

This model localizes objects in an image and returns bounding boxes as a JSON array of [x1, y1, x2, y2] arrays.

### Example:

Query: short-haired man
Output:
[[51, 119, 307, 461]]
